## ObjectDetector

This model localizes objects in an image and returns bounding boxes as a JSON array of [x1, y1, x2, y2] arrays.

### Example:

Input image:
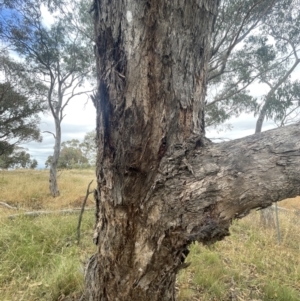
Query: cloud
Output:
[[40, 4, 55, 28], [206, 113, 276, 141], [21, 98, 96, 168]]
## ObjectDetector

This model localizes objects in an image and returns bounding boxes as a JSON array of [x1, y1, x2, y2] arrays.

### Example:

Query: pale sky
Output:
[[206, 113, 276, 142], [21, 97, 96, 168], [18, 6, 96, 168], [206, 80, 277, 141]]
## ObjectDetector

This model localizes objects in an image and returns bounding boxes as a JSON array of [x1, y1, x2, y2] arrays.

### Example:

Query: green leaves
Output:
[[263, 80, 300, 126], [0, 81, 43, 155], [207, 0, 300, 130], [0, 147, 38, 169], [0, 52, 45, 164], [45, 131, 96, 169], [0, 0, 95, 112]]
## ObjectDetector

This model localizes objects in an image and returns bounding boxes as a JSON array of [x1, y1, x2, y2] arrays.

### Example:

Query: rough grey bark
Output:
[[82, 1, 300, 300]]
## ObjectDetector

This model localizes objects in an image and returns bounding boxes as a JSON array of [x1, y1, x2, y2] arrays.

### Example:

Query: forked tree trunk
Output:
[[82, 1, 300, 300]]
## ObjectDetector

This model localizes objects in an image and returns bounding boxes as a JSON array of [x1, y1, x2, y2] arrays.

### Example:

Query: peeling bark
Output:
[[82, 1, 300, 300]]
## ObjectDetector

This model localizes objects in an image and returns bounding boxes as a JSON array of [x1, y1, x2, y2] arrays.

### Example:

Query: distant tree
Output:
[[269, 81, 300, 127], [49, 0, 94, 43], [0, 147, 38, 169], [0, 52, 46, 158], [0, 82, 40, 155], [30, 159, 38, 169], [59, 139, 89, 168], [45, 138, 89, 169], [0, 0, 95, 196], [80, 130, 96, 165]]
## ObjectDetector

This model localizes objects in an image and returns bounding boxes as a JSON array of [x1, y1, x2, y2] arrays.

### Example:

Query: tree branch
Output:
[[0, 201, 18, 210], [208, 0, 275, 82], [255, 58, 300, 133], [155, 123, 300, 244], [43, 131, 56, 139]]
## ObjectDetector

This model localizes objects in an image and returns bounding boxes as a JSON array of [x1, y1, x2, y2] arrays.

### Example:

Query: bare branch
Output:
[[77, 180, 94, 244], [43, 131, 56, 139], [0, 201, 18, 210]]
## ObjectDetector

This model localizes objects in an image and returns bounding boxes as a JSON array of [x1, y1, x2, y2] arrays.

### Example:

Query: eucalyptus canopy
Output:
[[0, 52, 46, 160], [45, 132, 96, 169], [206, 0, 300, 132]]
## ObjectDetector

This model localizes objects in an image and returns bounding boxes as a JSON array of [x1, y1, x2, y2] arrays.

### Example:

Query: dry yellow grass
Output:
[[280, 196, 300, 210], [0, 169, 96, 217]]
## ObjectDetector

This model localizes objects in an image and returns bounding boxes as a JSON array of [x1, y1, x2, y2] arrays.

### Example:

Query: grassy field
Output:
[[0, 169, 97, 212], [0, 169, 300, 300]]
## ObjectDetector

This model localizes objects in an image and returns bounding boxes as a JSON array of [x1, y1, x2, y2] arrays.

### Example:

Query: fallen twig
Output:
[[8, 208, 94, 219], [0, 201, 18, 210]]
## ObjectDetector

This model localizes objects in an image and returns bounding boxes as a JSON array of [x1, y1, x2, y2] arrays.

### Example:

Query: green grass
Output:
[[263, 281, 299, 301], [0, 170, 300, 300], [177, 212, 300, 301], [0, 215, 299, 301], [0, 213, 95, 301]]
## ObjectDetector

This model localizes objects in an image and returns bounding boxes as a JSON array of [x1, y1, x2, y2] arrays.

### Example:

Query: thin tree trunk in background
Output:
[[259, 205, 275, 228], [81, 1, 300, 300], [255, 101, 268, 134], [77, 180, 94, 244], [255, 102, 275, 227], [274, 202, 281, 244], [49, 118, 61, 197]]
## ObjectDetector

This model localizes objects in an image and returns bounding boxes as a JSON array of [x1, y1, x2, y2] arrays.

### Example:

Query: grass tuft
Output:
[[177, 210, 300, 301], [0, 213, 95, 300]]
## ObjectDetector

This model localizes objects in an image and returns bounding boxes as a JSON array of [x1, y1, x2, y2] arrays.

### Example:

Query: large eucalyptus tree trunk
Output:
[[82, 1, 300, 300]]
